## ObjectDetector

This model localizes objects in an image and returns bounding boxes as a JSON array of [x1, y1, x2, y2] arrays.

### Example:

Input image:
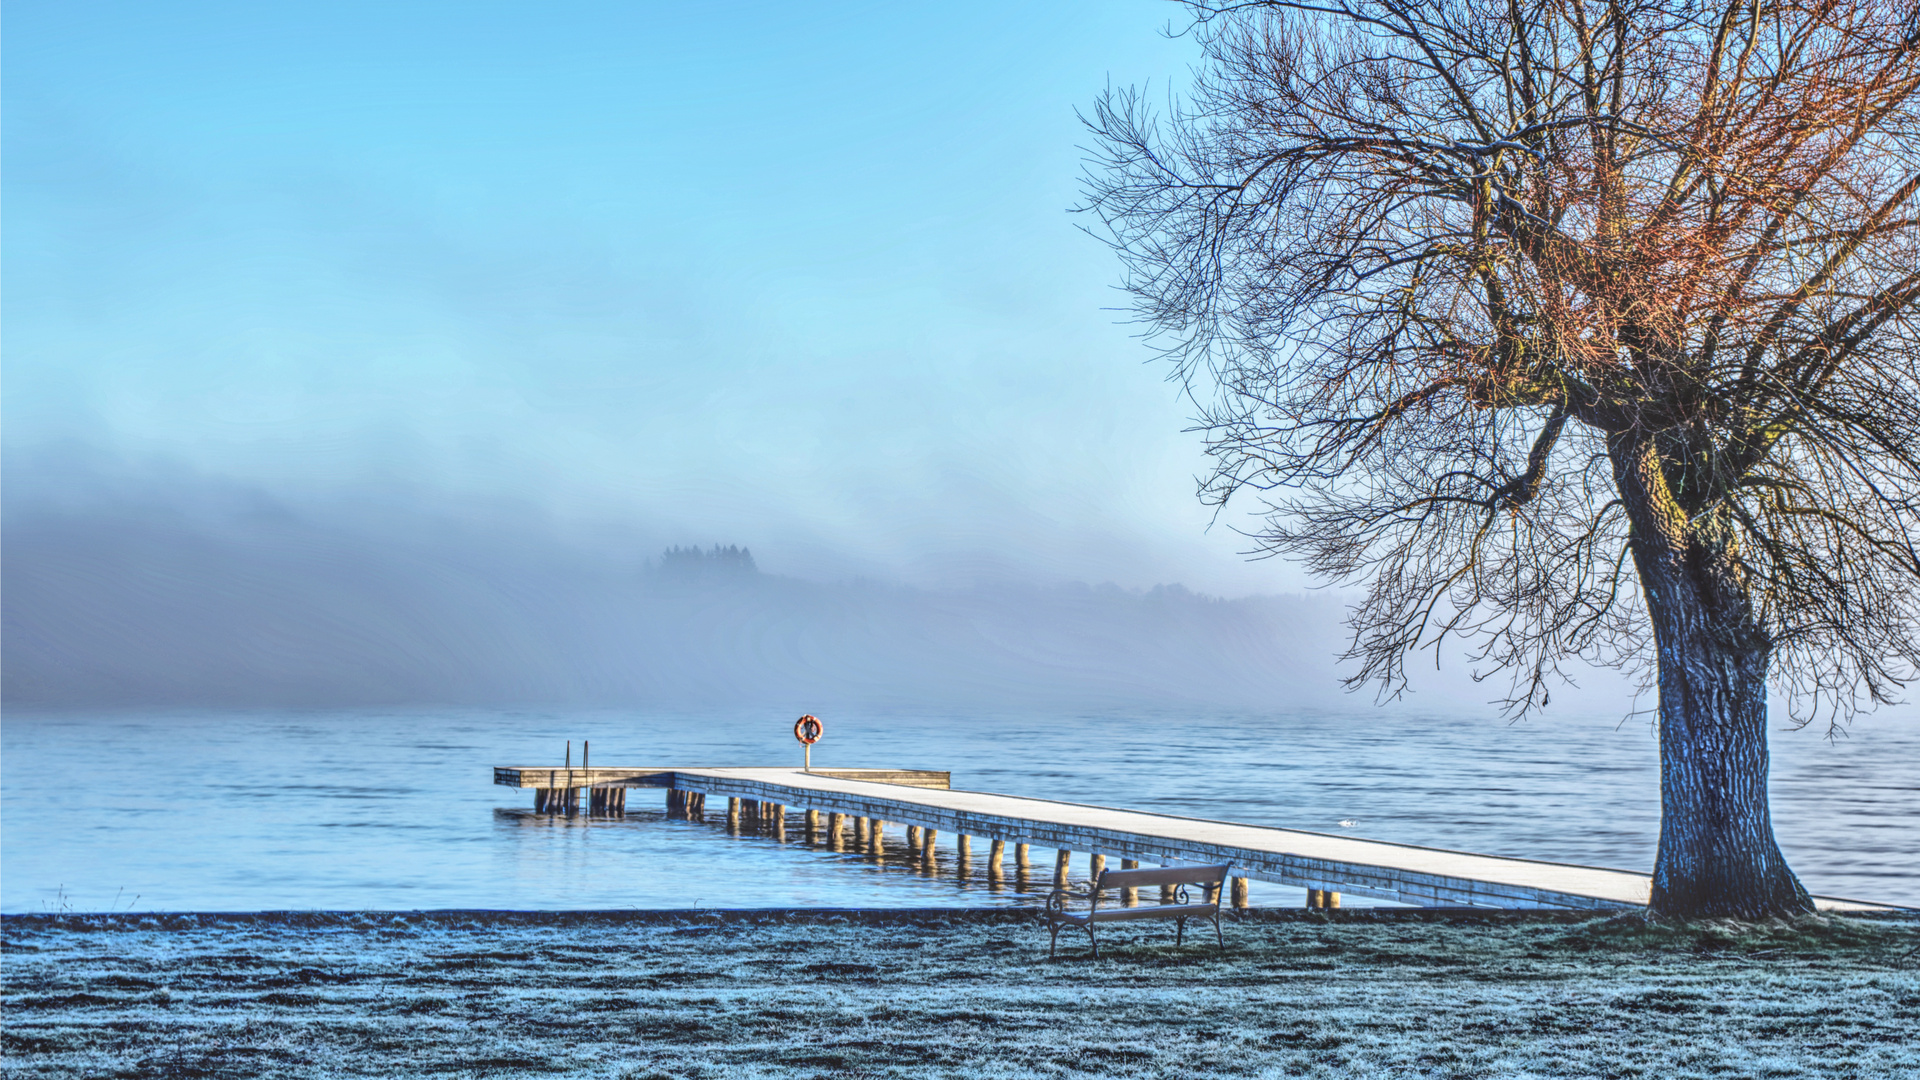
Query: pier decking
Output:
[[493, 765, 1891, 912]]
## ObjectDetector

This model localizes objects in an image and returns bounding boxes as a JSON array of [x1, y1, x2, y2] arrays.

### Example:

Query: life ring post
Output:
[[793, 714, 823, 772]]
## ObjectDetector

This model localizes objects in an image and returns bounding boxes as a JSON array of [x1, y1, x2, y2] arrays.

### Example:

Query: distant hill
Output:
[[2, 479, 1353, 711]]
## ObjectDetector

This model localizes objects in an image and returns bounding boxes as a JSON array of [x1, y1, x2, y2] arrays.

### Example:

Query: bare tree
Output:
[[1083, 0, 1920, 918]]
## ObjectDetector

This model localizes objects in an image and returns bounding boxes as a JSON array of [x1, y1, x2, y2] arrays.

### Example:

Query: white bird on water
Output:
[[1338, 819, 1359, 828]]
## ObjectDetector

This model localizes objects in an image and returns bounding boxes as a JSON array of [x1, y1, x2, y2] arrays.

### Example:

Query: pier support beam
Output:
[[726, 797, 740, 831], [987, 839, 1004, 883], [1307, 889, 1340, 909], [1090, 853, 1105, 882], [1015, 843, 1030, 872], [805, 808, 820, 843], [907, 825, 922, 854], [1231, 877, 1249, 910], [1120, 859, 1139, 906], [956, 834, 970, 878], [1054, 850, 1071, 890], [772, 805, 787, 841], [922, 829, 938, 869]]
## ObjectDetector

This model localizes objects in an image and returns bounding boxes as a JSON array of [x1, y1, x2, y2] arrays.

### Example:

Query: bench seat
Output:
[[1048, 902, 1220, 925], [1044, 862, 1232, 959]]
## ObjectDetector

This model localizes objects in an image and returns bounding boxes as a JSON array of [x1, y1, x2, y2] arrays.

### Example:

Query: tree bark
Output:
[[1616, 433, 1813, 920]]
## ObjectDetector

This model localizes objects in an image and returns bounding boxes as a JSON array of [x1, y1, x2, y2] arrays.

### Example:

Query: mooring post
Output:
[[1231, 877, 1250, 910], [1120, 859, 1139, 906], [1053, 850, 1071, 890]]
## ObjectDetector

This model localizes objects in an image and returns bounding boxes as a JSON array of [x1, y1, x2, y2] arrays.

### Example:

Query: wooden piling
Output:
[[907, 825, 922, 854], [1053, 850, 1071, 890], [805, 808, 820, 843], [1231, 876, 1250, 910], [727, 797, 741, 830], [854, 816, 869, 848], [1015, 843, 1030, 871], [1090, 853, 1105, 882], [827, 812, 845, 849], [772, 805, 787, 841], [1120, 859, 1139, 906], [987, 839, 1004, 879], [872, 821, 887, 856], [956, 834, 971, 877], [1326, 891, 1340, 908], [922, 829, 938, 868]]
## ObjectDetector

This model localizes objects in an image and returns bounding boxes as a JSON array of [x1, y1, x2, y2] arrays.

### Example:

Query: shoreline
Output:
[[6, 904, 1914, 929]]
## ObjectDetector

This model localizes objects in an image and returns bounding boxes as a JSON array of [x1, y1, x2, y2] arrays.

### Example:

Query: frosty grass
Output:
[[3, 908, 1915, 1079]]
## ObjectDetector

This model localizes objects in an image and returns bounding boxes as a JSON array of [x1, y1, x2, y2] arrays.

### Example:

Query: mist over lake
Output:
[[3, 456, 1357, 712]]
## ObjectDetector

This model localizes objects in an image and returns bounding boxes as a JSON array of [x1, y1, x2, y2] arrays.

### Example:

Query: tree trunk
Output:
[[1617, 434, 1813, 920]]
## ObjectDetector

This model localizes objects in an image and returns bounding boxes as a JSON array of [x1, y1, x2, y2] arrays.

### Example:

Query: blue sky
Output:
[[5, 1, 1311, 594]]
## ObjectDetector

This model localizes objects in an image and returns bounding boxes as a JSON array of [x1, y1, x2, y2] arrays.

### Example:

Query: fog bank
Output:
[[3, 467, 1359, 711]]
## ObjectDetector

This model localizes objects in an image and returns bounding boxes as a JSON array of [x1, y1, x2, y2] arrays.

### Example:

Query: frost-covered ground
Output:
[[3, 909, 1915, 1079]]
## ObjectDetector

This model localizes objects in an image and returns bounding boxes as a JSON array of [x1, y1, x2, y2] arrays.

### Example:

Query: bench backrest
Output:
[[1094, 862, 1232, 893]]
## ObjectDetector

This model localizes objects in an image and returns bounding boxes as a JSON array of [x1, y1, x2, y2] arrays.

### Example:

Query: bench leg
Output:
[[1086, 924, 1099, 961], [1214, 914, 1225, 952], [1176, 916, 1186, 947], [1048, 923, 1061, 960]]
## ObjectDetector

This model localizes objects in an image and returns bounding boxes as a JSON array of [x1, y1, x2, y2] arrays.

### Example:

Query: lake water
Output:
[[3, 707, 1915, 912]]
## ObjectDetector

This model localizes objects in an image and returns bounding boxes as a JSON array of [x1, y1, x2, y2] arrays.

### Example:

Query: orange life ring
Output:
[[793, 714, 823, 745]]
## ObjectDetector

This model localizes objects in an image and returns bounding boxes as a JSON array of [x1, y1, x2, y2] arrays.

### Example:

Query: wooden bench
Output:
[[1044, 862, 1232, 959]]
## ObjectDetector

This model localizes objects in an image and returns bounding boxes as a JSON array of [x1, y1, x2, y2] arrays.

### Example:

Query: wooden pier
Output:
[[492, 765, 1890, 912]]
